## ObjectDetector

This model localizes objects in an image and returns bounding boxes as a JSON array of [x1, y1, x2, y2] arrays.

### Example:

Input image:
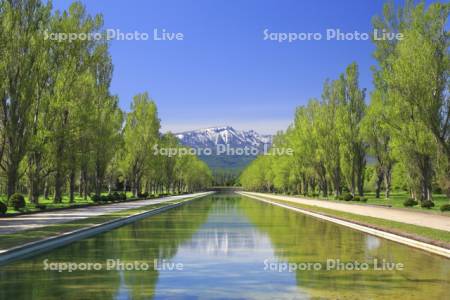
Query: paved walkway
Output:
[[240, 192, 450, 232], [0, 192, 213, 235]]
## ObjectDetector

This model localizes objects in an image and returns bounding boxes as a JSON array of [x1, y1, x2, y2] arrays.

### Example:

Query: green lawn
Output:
[[0, 192, 169, 215], [289, 191, 450, 213], [263, 198, 450, 245], [0, 198, 192, 251]]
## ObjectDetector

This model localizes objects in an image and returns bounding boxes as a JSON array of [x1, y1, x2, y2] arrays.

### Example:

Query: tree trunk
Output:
[[356, 159, 366, 196], [79, 173, 83, 197], [6, 166, 18, 200], [322, 179, 328, 197], [69, 169, 75, 203], [333, 166, 342, 196], [54, 167, 64, 203], [54, 111, 68, 204], [28, 170, 40, 205], [302, 175, 308, 195], [418, 155, 433, 202], [44, 179, 50, 200], [384, 163, 392, 199], [375, 167, 384, 199], [81, 168, 89, 199]]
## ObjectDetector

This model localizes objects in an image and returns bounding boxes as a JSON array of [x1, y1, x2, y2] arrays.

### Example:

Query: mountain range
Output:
[[175, 126, 272, 171]]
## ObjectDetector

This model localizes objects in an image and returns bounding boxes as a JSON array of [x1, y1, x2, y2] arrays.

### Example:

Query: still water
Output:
[[0, 193, 449, 299]]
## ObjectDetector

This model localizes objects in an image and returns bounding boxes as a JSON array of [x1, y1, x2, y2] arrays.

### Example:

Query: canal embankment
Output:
[[239, 192, 450, 258], [0, 192, 214, 264]]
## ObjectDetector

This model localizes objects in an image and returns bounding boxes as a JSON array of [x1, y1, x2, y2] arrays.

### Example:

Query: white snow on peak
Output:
[[175, 126, 272, 149]]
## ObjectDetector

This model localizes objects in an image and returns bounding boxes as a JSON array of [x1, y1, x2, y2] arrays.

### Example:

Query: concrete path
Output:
[[240, 192, 450, 232], [0, 192, 213, 235]]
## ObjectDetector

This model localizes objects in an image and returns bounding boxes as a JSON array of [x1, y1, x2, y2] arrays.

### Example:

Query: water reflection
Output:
[[0, 193, 448, 300], [239, 196, 450, 299]]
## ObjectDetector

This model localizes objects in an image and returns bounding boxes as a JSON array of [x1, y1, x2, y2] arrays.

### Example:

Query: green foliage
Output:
[[0, 201, 7, 215], [0, 1, 214, 211], [240, 0, 450, 210], [240, 63, 367, 198], [420, 201, 435, 209], [91, 195, 102, 203], [138, 192, 149, 199], [99, 195, 112, 202], [10, 193, 26, 211], [403, 198, 418, 207], [343, 193, 353, 201], [110, 192, 119, 201], [34, 204, 47, 210], [440, 204, 450, 212], [0, 0, 52, 199], [373, 1, 449, 202]]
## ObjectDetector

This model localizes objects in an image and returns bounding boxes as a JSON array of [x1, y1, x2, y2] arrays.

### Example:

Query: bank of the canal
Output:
[[0, 192, 214, 264], [0, 192, 448, 299], [240, 192, 450, 258]]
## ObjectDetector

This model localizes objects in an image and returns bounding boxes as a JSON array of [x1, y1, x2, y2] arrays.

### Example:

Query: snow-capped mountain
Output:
[[175, 126, 272, 171], [175, 126, 272, 151]]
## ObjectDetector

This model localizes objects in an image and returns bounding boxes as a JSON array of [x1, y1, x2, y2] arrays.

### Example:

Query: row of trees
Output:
[[0, 0, 211, 204], [121, 93, 212, 197], [240, 0, 449, 203]]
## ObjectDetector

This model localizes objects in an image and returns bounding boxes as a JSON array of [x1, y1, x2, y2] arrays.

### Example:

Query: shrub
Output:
[[403, 198, 418, 207], [91, 194, 102, 203], [343, 193, 353, 201], [138, 192, 149, 199], [101, 195, 112, 202], [34, 204, 47, 210], [10, 193, 26, 211], [119, 192, 127, 201], [111, 192, 120, 201], [439, 204, 450, 212], [360, 197, 368, 202], [421, 200, 434, 209], [353, 196, 360, 201], [0, 201, 7, 215], [433, 186, 442, 194]]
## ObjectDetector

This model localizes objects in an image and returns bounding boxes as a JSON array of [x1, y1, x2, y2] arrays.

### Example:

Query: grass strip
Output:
[[283, 191, 450, 214], [262, 197, 450, 247], [0, 198, 191, 251]]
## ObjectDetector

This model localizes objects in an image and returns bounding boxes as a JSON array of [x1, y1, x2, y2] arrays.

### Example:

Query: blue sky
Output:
[[51, 0, 420, 134]]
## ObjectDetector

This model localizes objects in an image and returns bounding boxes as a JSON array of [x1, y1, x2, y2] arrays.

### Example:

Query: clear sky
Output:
[[51, 0, 423, 134]]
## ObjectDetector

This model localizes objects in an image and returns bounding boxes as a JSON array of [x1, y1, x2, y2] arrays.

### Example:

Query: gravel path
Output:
[[0, 192, 212, 235], [240, 192, 450, 232]]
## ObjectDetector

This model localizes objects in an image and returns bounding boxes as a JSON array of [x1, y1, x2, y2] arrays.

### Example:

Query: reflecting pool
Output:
[[0, 193, 449, 299]]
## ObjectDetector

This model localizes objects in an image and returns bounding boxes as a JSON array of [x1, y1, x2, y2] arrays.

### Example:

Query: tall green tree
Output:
[[49, 2, 104, 202], [122, 92, 160, 197], [318, 80, 343, 196], [373, 1, 449, 201], [337, 63, 367, 196], [360, 91, 395, 198], [0, 0, 51, 199]]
